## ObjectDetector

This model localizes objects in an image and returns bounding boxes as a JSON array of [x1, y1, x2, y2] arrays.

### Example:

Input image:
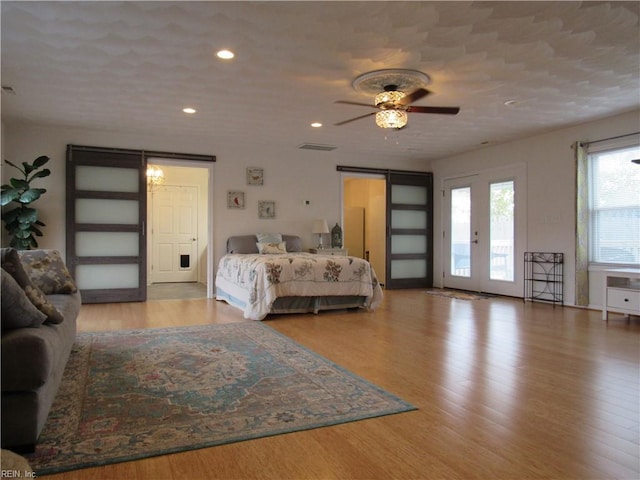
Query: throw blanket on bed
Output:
[[215, 252, 383, 320]]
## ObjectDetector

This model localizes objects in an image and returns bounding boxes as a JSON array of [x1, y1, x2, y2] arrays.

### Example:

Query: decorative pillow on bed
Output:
[[256, 233, 283, 244], [257, 241, 287, 254], [282, 235, 303, 252]]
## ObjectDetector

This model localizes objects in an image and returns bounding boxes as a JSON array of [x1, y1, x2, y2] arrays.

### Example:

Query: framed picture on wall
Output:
[[247, 167, 264, 186], [227, 191, 245, 209], [258, 201, 275, 219]]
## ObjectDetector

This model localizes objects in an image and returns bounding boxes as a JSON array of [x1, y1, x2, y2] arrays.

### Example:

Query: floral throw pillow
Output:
[[256, 241, 287, 254], [1, 268, 47, 330], [0, 248, 65, 324], [18, 249, 78, 295]]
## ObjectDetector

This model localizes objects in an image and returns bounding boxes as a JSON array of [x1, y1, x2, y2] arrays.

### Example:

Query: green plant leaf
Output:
[[29, 169, 51, 181], [32, 156, 50, 168], [1, 190, 21, 206], [19, 188, 46, 203], [9, 178, 28, 189], [17, 208, 38, 224], [23, 162, 36, 175], [4, 160, 22, 172]]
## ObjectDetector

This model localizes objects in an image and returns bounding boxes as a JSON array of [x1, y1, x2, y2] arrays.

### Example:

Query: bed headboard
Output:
[[226, 235, 303, 254]]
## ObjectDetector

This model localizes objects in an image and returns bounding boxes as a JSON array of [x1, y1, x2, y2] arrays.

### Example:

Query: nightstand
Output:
[[602, 268, 640, 321], [309, 248, 348, 256]]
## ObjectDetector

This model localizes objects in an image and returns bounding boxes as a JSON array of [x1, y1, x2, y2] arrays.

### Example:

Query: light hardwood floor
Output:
[[50, 290, 639, 480]]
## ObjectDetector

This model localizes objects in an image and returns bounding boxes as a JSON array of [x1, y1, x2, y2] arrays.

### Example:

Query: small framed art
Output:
[[246, 167, 264, 186], [258, 201, 275, 219], [227, 191, 245, 209]]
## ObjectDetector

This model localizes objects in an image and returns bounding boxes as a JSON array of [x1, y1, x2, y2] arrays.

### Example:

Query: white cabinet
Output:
[[602, 268, 640, 320]]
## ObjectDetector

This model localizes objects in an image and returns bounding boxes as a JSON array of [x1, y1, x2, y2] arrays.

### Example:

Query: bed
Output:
[[215, 234, 383, 320]]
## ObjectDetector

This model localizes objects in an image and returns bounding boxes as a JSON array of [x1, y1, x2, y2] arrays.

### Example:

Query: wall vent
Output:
[[297, 143, 337, 152]]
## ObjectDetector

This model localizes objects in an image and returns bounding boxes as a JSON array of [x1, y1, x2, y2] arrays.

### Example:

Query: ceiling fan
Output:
[[334, 85, 460, 129]]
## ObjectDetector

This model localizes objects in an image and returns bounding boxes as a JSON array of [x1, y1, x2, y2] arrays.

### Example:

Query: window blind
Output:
[[588, 144, 640, 265]]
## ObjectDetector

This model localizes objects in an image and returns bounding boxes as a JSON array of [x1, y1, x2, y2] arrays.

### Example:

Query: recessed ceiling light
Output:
[[216, 49, 235, 60], [183, 107, 196, 114], [311, 122, 322, 128]]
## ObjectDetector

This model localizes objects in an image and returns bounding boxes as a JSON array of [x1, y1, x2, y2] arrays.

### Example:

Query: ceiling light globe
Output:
[[375, 90, 406, 107], [375, 110, 408, 129]]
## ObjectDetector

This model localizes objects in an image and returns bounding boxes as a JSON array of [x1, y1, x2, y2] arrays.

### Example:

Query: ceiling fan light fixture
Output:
[[375, 110, 407, 129], [375, 90, 405, 107]]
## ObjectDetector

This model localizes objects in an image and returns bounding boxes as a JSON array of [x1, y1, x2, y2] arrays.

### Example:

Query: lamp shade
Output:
[[312, 219, 330, 234]]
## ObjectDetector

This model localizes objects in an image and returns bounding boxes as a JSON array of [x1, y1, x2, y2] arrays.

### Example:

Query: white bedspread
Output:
[[215, 252, 383, 320]]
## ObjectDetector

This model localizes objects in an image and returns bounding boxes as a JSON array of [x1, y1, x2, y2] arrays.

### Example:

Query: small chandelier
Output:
[[375, 109, 408, 129], [146, 165, 165, 188]]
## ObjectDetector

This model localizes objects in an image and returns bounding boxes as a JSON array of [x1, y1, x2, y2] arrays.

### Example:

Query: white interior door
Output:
[[443, 165, 526, 297], [150, 185, 198, 283]]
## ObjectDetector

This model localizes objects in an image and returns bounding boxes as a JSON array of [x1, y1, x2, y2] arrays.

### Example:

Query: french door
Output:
[[443, 165, 526, 297]]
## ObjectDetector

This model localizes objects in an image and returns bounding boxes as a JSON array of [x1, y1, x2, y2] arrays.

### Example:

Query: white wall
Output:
[[431, 109, 640, 307], [1, 123, 428, 277]]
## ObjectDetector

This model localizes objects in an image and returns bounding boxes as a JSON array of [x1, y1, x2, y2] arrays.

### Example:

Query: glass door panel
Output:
[[75, 199, 139, 224], [391, 210, 427, 228], [76, 264, 140, 289], [392, 184, 427, 204], [489, 181, 515, 281], [76, 166, 139, 192], [392, 235, 427, 254], [76, 232, 139, 256], [391, 259, 427, 279], [451, 187, 471, 278]]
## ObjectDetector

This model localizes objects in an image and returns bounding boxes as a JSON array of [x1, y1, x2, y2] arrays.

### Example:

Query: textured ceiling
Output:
[[1, 1, 639, 160]]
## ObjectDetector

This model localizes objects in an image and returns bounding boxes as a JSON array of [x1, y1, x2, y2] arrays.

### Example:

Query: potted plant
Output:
[[1, 155, 51, 249]]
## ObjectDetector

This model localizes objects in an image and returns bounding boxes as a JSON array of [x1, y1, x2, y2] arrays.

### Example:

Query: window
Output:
[[588, 143, 640, 265]]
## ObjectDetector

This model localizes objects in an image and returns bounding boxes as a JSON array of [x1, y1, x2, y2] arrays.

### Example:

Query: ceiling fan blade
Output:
[[334, 112, 377, 126], [335, 100, 378, 109], [395, 88, 430, 106], [406, 105, 460, 115]]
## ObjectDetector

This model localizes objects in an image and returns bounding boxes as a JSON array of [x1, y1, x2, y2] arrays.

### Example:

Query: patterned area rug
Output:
[[26, 323, 415, 475], [425, 288, 494, 300]]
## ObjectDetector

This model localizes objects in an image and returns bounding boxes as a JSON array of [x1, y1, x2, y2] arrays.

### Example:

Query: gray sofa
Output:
[[1, 248, 80, 451]]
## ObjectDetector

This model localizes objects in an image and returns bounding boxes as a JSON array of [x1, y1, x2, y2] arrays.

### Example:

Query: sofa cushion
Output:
[[1, 269, 47, 330], [18, 250, 78, 295], [0, 292, 79, 392], [0, 248, 64, 325]]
